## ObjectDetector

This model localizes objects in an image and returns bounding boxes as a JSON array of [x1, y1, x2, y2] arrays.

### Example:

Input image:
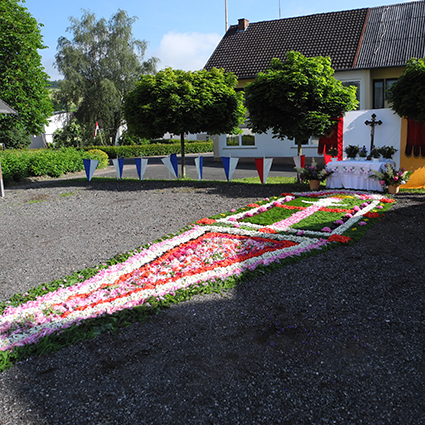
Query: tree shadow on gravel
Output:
[[7, 224, 425, 424], [2, 190, 425, 424]]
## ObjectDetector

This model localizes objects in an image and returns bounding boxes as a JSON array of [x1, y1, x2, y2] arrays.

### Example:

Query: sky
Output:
[[24, 0, 411, 81]]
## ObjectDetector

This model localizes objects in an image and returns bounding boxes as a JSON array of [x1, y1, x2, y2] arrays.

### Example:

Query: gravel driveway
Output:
[[0, 179, 424, 424]]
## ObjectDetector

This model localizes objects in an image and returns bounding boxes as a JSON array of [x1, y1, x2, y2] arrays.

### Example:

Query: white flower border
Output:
[[0, 226, 325, 351], [215, 190, 389, 237]]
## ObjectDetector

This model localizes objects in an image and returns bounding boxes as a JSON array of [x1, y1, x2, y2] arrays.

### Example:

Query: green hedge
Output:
[[0, 142, 213, 182], [83, 141, 213, 158], [0, 147, 105, 183]]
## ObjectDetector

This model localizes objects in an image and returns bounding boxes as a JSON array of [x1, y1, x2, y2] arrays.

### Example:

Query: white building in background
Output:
[[30, 112, 70, 148]]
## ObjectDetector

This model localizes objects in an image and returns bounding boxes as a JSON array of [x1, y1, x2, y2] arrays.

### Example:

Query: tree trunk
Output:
[[297, 140, 303, 157], [180, 132, 186, 177]]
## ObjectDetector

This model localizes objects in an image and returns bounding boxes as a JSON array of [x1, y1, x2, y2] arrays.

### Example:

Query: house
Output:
[[204, 0, 425, 187], [29, 111, 71, 148]]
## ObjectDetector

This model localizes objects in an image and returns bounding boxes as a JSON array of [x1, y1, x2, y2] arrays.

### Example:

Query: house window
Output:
[[226, 135, 239, 146], [242, 134, 255, 146], [293, 136, 319, 147], [341, 81, 360, 109], [226, 133, 256, 147], [373, 79, 397, 109]]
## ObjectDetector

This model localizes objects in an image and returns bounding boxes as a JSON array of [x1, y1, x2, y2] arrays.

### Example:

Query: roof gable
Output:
[[204, 1, 425, 78], [205, 9, 368, 78]]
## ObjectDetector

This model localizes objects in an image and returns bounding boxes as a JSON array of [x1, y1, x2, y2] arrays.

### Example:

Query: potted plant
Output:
[[379, 145, 397, 160], [358, 145, 368, 159], [344, 145, 359, 160], [370, 146, 381, 161], [369, 163, 412, 193], [294, 158, 333, 190]]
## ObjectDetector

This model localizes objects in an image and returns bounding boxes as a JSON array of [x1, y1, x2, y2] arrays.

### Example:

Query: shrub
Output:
[[0, 149, 32, 181], [0, 127, 32, 149], [29, 149, 65, 177], [83, 141, 213, 158], [85, 149, 109, 168], [118, 132, 149, 146], [0, 147, 88, 182]]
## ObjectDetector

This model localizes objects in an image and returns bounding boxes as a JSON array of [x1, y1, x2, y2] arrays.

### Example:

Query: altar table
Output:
[[326, 160, 395, 192]]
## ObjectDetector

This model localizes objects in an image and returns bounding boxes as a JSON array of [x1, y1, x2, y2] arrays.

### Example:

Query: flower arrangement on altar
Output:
[[326, 147, 338, 157], [379, 145, 397, 159], [344, 145, 360, 159], [370, 163, 412, 187], [358, 145, 368, 158], [370, 146, 381, 159], [294, 159, 333, 182]]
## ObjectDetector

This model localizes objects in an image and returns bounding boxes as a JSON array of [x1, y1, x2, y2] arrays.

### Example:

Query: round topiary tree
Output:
[[387, 57, 425, 122], [245, 51, 358, 156]]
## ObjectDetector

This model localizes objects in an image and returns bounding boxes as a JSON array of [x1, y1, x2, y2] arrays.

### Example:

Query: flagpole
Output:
[[225, 0, 228, 32]]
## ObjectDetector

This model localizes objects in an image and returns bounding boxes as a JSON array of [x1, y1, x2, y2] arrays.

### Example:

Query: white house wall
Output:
[[29, 112, 71, 148], [218, 108, 402, 166], [343, 108, 401, 166], [220, 131, 301, 159], [43, 113, 70, 144]]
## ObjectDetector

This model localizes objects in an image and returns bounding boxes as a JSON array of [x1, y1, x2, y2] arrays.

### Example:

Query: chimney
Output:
[[238, 18, 249, 31]]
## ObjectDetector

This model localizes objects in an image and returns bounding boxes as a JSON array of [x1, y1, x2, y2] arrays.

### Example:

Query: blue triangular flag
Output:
[[135, 157, 148, 180], [195, 156, 203, 180], [112, 158, 124, 179], [170, 153, 178, 177], [83, 159, 99, 181], [222, 157, 239, 181], [161, 153, 178, 178]]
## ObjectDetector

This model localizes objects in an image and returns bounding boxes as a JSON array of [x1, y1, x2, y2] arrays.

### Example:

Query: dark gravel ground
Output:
[[0, 178, 424, 425]]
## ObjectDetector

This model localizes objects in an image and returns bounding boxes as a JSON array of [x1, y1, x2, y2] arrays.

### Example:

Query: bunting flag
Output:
[[222, 156, 239, 181], [94, 122, 99, 138], [255, 158, 273, 184], [135, 157, 148, 180], [83, 159, 99, 181], [194, 156, 203, 180], [161, 153, 178, 178], [112, 158, 124, 179], [292, 155, 305, 169]]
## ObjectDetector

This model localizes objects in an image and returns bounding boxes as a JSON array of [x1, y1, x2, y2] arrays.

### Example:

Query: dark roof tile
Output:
[[205, 9, 368, 78], [205, 1, 425, 77], [356, 1, 425, 68]]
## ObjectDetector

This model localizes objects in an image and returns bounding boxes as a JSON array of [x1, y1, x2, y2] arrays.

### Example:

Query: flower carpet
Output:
[[0, 190, 395, 370]]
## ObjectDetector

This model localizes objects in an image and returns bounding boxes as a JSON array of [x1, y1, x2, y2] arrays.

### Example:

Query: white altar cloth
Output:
[[326, 160, 395, 192]]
